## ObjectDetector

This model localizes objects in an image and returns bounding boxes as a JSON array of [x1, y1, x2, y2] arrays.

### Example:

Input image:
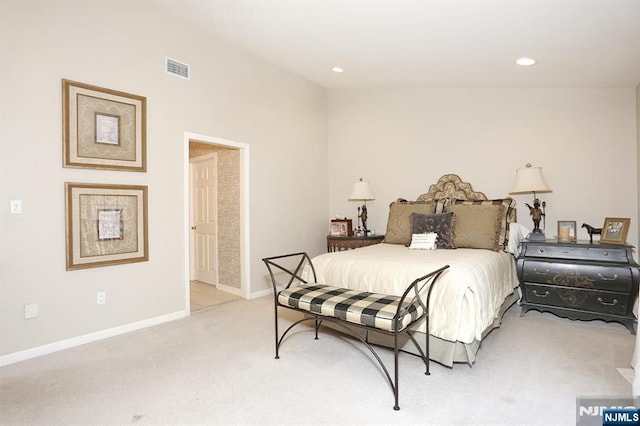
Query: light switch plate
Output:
[[10, 200, 22, 214]]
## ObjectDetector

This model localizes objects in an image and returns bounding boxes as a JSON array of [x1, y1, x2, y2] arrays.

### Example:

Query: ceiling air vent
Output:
[[165, 57, 190, 80]]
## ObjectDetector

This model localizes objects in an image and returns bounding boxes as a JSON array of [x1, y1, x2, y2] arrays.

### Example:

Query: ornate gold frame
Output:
[[62, 79, 146, 171], [65, 182, 148, 270]]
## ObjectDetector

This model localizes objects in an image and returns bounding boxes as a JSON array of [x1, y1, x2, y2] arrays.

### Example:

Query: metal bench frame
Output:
[[263, 252, 449, 410]]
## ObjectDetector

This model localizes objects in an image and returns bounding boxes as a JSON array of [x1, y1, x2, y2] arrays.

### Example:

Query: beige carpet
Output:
[[0, 295, 634, 425]]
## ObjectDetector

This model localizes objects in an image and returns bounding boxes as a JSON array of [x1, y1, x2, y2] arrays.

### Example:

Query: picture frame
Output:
[[62, 79, 146, 171], [557, 220, 577, 242], [599, 217, 630, 245], [65, 182, 148, 270], [330, 219, 353, 237]]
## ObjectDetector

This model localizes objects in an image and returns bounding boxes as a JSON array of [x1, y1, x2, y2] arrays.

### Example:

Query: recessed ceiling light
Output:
[[516, 57, 536, 66], [331, 66, 344, 73]]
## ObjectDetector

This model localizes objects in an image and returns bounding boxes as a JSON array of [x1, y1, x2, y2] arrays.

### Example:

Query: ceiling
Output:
[[156, 0, 640, 89]]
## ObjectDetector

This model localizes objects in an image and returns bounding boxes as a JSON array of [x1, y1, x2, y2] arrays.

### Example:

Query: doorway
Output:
[[184, 132, 250, 314], [190, 153, 218, 286]]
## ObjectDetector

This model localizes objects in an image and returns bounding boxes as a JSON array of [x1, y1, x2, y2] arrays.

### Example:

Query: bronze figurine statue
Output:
[[582, 223, 602, 243], [359, 204, 368, 233], [525, 198, 545, 234]]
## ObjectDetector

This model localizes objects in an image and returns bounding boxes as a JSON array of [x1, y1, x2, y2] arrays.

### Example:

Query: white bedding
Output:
[[303, 243, 519, 344]]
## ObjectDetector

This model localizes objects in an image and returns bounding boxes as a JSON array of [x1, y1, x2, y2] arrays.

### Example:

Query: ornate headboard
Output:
[[416, 174, 488, 202], [415, 173, 516, 224]]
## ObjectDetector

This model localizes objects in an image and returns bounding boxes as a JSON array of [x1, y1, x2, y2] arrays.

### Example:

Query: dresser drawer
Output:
[[521, 260, 633, 292], [523, 283, 629, 316], [520, 243, 630, 264]]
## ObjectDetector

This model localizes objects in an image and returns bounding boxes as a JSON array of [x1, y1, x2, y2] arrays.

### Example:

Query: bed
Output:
[[304, 174, 522, 367]]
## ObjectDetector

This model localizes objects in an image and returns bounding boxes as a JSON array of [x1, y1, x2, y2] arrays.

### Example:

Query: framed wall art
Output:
[[557, 220, 576, 242], [599, 217, 630, 245], [62, 79, 147, 171], [65, 182, 148, 270]]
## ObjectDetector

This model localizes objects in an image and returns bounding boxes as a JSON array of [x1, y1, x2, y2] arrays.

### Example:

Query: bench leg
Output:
[[274, 304, 280, 359], [393, 332, 400, 410], [425, 316, 430, 376]]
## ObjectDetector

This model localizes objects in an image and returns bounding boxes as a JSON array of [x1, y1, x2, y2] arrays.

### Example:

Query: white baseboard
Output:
[[249, 288, 274, 299], [216, 282, 243, 296], [0, 310, 188, 367]]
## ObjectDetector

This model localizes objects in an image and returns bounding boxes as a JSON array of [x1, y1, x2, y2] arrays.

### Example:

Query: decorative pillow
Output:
[[410, 212, 456, 249], [446, 198, 515, 251], [383, 200, 436, 245], [507, 222, 531, 256], [446, 203, 506, 251], [408, 232, 438, 250]]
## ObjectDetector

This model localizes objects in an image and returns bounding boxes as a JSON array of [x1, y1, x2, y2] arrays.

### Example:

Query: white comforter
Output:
[[303, 243, 519, 344]]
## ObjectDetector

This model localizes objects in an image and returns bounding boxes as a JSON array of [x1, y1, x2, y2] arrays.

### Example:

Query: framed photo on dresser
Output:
[[557, 220, 576, 242], [600, 217, 630, 244], [330, 219, 353, 237]]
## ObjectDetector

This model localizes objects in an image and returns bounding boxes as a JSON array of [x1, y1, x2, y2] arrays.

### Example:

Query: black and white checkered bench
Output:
[[263, 252, 449, 411]]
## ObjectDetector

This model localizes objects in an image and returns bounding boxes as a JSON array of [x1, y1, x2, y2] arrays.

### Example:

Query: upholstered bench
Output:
[[263, 252, 449, 410]]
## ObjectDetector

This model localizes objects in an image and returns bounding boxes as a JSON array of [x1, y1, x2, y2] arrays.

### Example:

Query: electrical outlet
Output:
[[97, 291, 106, 305]]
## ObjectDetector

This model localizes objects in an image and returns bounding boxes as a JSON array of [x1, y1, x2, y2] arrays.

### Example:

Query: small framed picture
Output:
[[557, 220, 576, 242], [95, 113, 120, 145], [330, 219, 353, 237], [600, 217, 630, 245]]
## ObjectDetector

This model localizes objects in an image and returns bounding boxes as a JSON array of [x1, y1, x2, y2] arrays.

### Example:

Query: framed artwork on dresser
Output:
[[600, 217, 630, 244], [330, 219, 353, 237], [557, 220, 576, 242]]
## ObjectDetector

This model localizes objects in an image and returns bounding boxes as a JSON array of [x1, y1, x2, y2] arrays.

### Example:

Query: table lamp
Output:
[[349, 178, 375, 235], [510, 163, 552, 241]]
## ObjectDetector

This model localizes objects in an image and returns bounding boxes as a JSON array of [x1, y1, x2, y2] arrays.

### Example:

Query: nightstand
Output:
[[517, 239, 639, 334], [326, 234, 385, 252]]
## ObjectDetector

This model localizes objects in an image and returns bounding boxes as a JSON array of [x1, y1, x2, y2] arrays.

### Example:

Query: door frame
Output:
[[183, 132, 250, 314]]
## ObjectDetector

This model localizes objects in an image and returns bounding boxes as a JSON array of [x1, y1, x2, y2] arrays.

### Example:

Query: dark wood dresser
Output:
[[517, 239, 639, 334]]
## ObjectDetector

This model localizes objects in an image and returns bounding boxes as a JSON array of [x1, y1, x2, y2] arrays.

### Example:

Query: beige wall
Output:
[[328, 88, 639, 249], [0, 1, 328, 358]]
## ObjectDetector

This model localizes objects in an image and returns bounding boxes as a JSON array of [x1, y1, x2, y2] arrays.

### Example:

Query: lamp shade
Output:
[[349, 178, 375, 201], [510, 164, 551, 194]]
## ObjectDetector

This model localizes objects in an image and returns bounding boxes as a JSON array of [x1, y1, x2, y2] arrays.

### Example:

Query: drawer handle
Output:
[[597, 297, 618, 306], [538, 248, 545, 253], [603, 251, 608, 256], [534, 268, 550, 275], [598, 273, 618, 281], [533, 290, 550, 298]]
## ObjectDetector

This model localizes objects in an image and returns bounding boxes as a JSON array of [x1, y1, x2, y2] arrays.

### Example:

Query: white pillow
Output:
[[508, 223, 531, 256], [409, 232, 438, 250]]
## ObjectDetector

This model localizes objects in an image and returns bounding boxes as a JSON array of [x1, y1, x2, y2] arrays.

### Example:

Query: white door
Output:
[[191, 154, 218, 285]]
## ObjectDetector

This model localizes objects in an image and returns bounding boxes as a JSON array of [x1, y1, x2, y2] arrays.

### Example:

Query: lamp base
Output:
[[527, 231, 547, 241]]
